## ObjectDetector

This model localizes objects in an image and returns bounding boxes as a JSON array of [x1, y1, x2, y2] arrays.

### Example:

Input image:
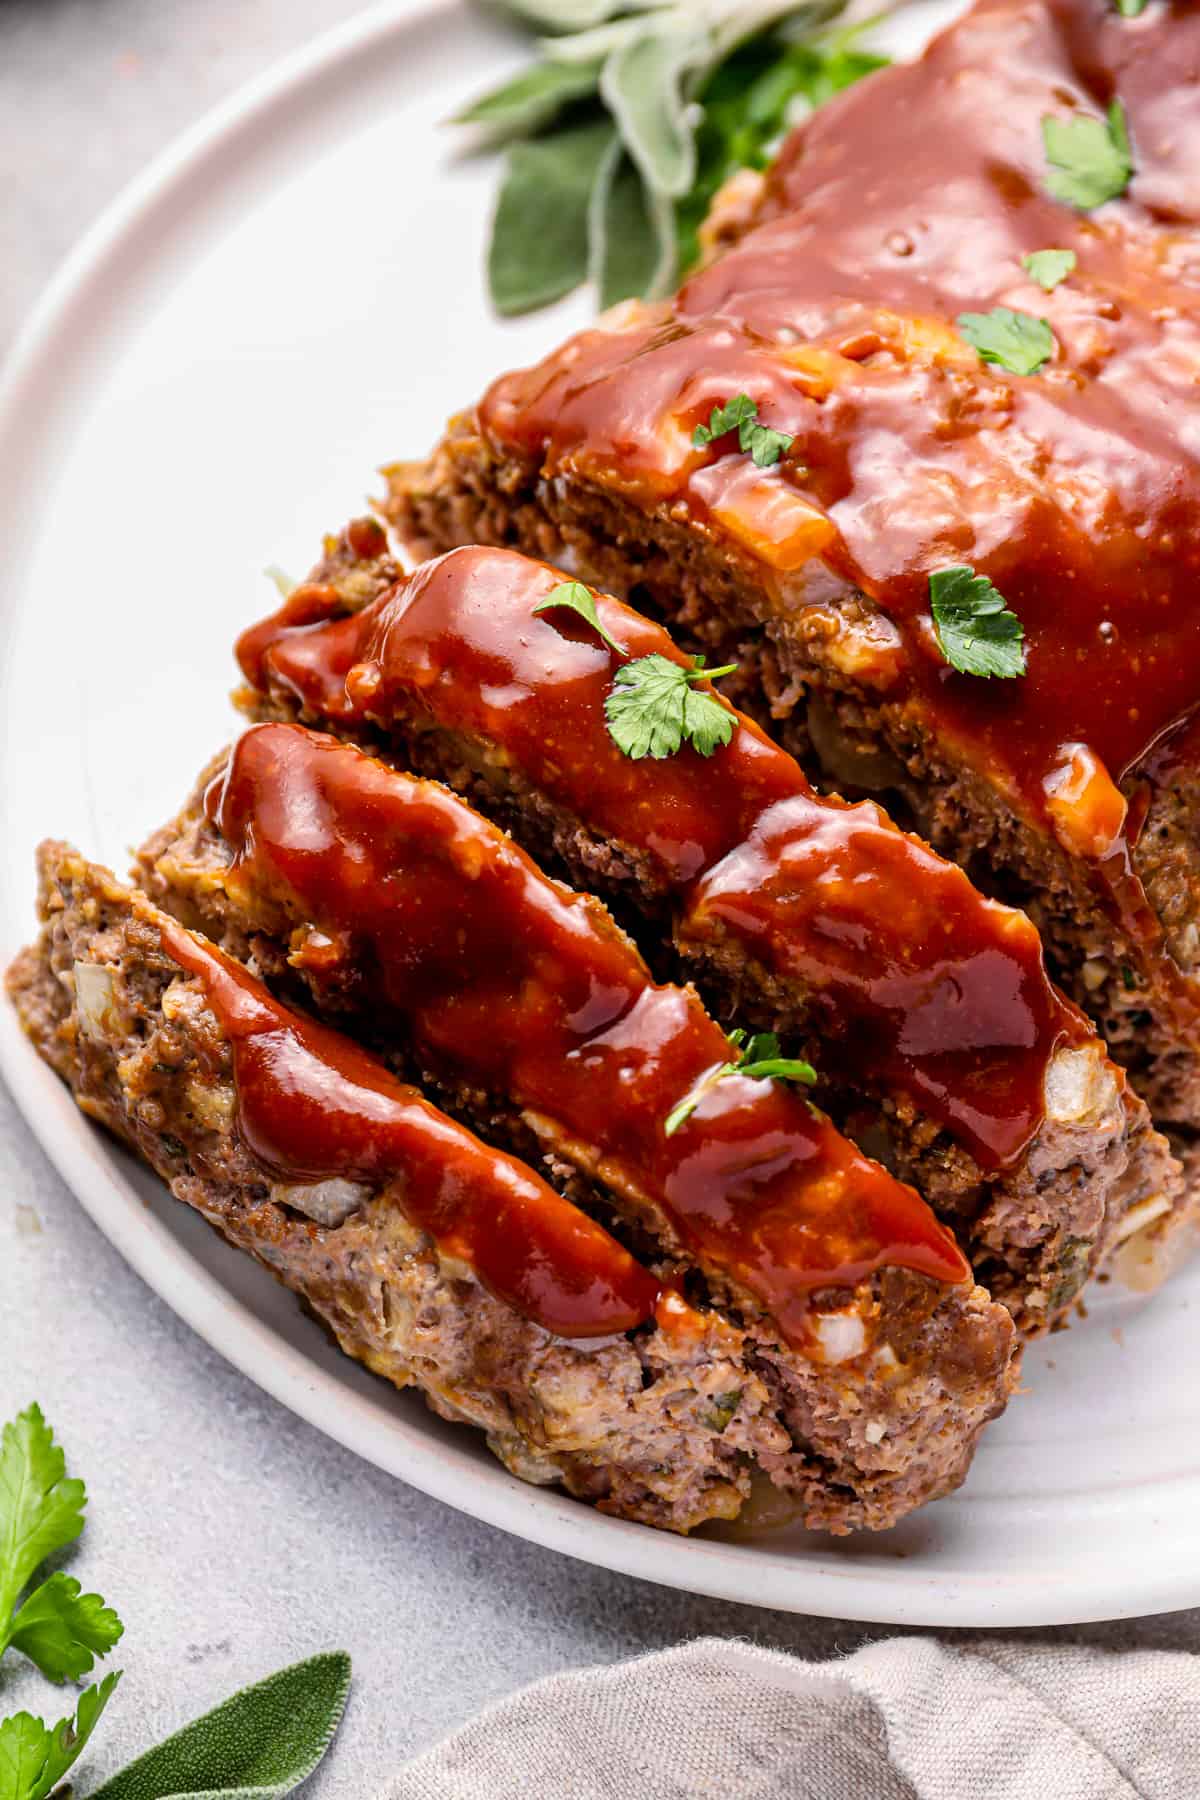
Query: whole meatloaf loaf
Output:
[[385, 0, 1200, 1154], [231, 532, 1185, 1330], [9, 843, 1018, 1534]]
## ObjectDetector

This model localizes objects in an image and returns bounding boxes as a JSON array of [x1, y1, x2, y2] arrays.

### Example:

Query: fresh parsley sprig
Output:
[[454, 3, 890, 316], [0, 1404, 122, 1686], [929, 566, 1027, 680], [531, 584, 739, 761], [692, 393, 794, 468], [605, 653, 737, 759], [533, 580, 624, 654], [665, 1029, 817, 1136], [1042, 99, 1132, 210], [956, 307, 1055, 376], [1021, 248, 1076, 291]]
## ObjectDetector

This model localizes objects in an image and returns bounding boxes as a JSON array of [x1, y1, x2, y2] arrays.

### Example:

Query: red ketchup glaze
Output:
[[204, 723, 970, 1340], [237, 545, 1084, 1170], [154, 913, 668, 1338], [471, 0, 1200, 903]]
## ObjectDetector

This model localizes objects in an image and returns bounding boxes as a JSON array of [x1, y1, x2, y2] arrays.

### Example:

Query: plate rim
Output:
[[0, 0, 1190, 1629]]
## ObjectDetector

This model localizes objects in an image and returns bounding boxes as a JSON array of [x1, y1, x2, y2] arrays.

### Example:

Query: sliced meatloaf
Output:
[[8, 843, 1019, 1532], [136, 721, 977, 1320], [231, 535, 1185, 1331], [383, 0, 1200, 1150]]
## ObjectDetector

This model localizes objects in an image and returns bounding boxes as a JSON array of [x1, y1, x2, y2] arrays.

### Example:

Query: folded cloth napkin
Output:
[[382, 1634, 1199, 1799]]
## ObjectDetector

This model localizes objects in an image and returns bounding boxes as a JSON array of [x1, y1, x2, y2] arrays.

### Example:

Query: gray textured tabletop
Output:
[[4, 3, 1200, 1794]]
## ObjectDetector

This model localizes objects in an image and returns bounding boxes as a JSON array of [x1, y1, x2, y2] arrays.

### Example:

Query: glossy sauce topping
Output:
[[238, 545, 1085, 1168], [473, 0, 1200, 883], [204, 723, 969, 1336], [154, 913, 667, 1337]]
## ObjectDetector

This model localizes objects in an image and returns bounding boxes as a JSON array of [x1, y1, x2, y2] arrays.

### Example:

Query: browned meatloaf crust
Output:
[[383, 0, 1200, 1150], [231, 530, 1185, 1335], [10, 843, 1019, 1533]]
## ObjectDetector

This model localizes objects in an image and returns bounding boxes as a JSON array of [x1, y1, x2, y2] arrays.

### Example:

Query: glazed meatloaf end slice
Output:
[[132, 734, 1021, 1529], [231, 535, 1186, 1332], [383, 0, 1200, 1149], [11, 846, 849, 1534]]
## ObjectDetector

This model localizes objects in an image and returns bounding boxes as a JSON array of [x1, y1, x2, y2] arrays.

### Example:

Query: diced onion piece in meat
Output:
[[73, 961, 117, 1041], [271, 1178, 370, 1227], [1043, 1044, 1118, 1127], [812, 1308, 867, 1364]]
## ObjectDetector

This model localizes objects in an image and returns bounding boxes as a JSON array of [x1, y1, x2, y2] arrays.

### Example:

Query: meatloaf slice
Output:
[[383, 0, 1200, 1148], [11, 844, 1020, 1534], [231, 534, 1185, 1332]]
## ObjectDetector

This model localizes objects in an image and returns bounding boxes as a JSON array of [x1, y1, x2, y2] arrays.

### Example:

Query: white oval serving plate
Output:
[[3, 0, 1198, 1627]]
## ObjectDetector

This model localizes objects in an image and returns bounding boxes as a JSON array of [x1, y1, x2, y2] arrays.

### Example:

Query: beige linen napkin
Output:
[[382, 1634, 1199, 1798]]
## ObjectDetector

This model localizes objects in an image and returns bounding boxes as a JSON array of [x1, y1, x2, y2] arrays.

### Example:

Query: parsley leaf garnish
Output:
[[1115, 0, 1148, 15], [929, 566, 1027, 680], [0, 1405, 123, 1686], [693, 392, 756, 446], [692, 393, 794, 469], [1042, 100, 1133, 210], [6, 1574, 123, 1685], [533, 580, 624, 655], [957, 307, 1055, 375], [605, 653, 737, 759], [0, 1404, 86, 1638], [1022, 248, 1076, 291], [664, 1029, 817, 1137], [0, 1672, 122, 1800]]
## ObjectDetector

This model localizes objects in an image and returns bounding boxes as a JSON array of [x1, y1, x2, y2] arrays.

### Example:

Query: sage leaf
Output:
[[540, 17, 662, 64], [89, 1653, 350, 1800], [452, 57, 603, 142], [710, 0, 837, 63], [503, 0, 660, 30], [590, 139, 677, 307], [488, 118, 616, 315], [600, 23, 707, 197]]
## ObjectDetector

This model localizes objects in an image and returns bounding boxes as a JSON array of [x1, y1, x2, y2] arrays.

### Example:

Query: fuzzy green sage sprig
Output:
[[454, 1, 889, 315]]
